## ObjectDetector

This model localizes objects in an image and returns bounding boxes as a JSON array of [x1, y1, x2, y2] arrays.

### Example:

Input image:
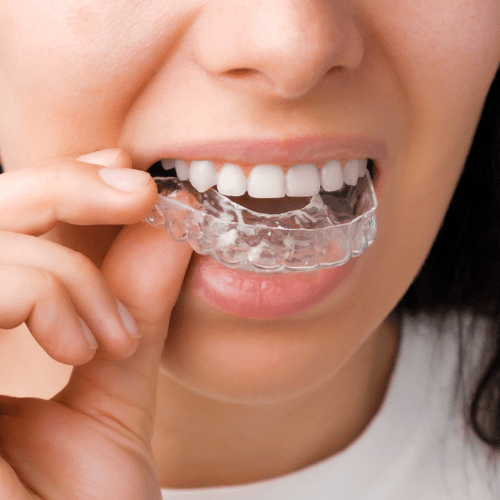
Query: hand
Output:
[[0, 150, 193, 499]]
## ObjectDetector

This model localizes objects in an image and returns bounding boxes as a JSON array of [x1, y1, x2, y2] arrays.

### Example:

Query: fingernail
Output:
[[77, 148, 122, 167], [116, 300, 141, 339], [78, 317, 98, 350], [99, 167, 150, 193]]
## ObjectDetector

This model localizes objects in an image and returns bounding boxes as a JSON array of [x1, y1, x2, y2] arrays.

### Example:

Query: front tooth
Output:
[[321, 160, 344, 191], [247, 164, 286, 198], [343, 159, 360, 186], [217, 163, 247, 196], [285, 164, 320, 197], [189, 160, 218, 192]]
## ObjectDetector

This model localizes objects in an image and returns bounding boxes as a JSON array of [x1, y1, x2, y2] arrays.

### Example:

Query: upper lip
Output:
[[144, 135, 387, 167]]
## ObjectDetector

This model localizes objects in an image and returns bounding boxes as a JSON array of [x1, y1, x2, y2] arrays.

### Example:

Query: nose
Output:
[[191, 0, 364, 99]]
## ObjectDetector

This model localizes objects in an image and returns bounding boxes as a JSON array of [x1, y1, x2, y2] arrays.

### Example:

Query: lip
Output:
[[145, 135, 387, 168], [185, 254, 355, 319]]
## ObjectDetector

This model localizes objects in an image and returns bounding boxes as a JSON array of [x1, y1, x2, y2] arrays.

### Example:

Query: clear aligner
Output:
[[144, 173, 377, 273]]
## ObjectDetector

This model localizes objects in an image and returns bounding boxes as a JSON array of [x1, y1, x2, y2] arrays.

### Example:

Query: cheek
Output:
[[0, 0, 194, 166], [365, 0, 500, 269], [368, 0, 500, 111], [347, 1, 500, 349], [0, 1, 176, 93]]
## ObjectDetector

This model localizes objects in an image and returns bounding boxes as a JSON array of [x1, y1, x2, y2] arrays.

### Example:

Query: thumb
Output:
[[102, 221, 192, 327], [55, 222, 192, 442]]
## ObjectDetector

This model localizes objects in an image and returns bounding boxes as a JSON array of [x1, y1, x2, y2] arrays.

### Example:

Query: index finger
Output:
[[0, 150, 157, 236]]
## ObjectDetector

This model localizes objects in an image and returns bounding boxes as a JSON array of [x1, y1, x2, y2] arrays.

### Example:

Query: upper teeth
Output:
[[161, 158, 368, 198]]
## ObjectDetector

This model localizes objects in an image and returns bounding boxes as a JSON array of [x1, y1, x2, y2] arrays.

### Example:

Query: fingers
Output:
[[0, 265, 97, 365], [0, 149, 160, 363], [0, 456, 31, 500], [0, 232, 142, 361], [0, 149, 157, 236], [57, 223, 193, 442]]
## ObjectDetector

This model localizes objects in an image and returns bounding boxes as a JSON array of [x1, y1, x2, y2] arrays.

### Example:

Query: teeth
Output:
[[344, 159, 362, 186], [164, 158, 369, 198], [189, 160, 218, 193], [174, 159, 189, 181], [286, 164, 321, 197], [321, 160, 344, 191], [217, 163, 246, 196], [248, 165, 286, 198], [160, 158, 174, 171], [358, 158, 368, 179]]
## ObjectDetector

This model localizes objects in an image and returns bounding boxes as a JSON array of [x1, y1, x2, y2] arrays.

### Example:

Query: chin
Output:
[[159, 277, 383, 405]]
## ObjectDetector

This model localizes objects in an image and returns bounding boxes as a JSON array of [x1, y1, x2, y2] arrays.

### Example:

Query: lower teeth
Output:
[[143, 172, 377, 273]]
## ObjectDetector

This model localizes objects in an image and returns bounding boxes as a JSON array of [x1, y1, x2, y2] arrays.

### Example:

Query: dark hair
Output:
[[396, 66, 500, 448]]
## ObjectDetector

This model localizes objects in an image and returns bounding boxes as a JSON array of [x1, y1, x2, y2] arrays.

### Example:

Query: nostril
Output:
[[325, 66, 344, 77], [224, 68, 257, 79]]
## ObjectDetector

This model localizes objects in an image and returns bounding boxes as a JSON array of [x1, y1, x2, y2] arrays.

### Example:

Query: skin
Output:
[[0, 0, 499, 496]]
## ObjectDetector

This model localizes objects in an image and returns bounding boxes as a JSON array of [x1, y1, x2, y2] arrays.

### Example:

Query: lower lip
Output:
[[187, 256, 354, 319]]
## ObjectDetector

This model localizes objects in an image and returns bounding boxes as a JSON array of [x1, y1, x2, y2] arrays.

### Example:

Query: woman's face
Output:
[[1, 1, 499, 402]]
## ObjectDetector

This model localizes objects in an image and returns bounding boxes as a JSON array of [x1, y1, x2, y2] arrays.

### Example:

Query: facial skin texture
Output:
[[0, 0, 499, 489]]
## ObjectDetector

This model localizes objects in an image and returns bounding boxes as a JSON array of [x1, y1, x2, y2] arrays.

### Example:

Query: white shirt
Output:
[[162, 315, 500, 499]]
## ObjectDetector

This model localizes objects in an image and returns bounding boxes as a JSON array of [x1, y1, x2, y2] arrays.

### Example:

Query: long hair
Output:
[[397, 67, 500, 447]]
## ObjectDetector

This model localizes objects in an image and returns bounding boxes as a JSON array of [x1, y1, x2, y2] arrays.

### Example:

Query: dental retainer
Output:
[[144, 172, 377, 273]]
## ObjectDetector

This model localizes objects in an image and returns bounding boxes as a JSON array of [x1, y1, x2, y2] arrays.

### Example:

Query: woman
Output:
[[0, 0, 499, 498]]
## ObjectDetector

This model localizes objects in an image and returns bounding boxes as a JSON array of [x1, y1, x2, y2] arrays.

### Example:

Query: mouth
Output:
[[143, 139, 381, 316], [144, 163, 377, 273]]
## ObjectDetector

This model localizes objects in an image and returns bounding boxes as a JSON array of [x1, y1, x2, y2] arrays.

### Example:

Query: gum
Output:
[[143, 173, 377, 273]]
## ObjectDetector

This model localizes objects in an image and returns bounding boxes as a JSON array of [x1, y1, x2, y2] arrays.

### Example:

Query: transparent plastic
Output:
[[144, 173, 377, 273]]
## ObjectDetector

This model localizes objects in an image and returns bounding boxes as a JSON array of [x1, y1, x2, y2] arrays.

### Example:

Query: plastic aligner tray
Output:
[[144, 173, 377, 273]]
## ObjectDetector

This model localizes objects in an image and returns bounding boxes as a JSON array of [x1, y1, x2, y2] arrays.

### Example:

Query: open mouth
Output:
[[144, 158, 377, 273]]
